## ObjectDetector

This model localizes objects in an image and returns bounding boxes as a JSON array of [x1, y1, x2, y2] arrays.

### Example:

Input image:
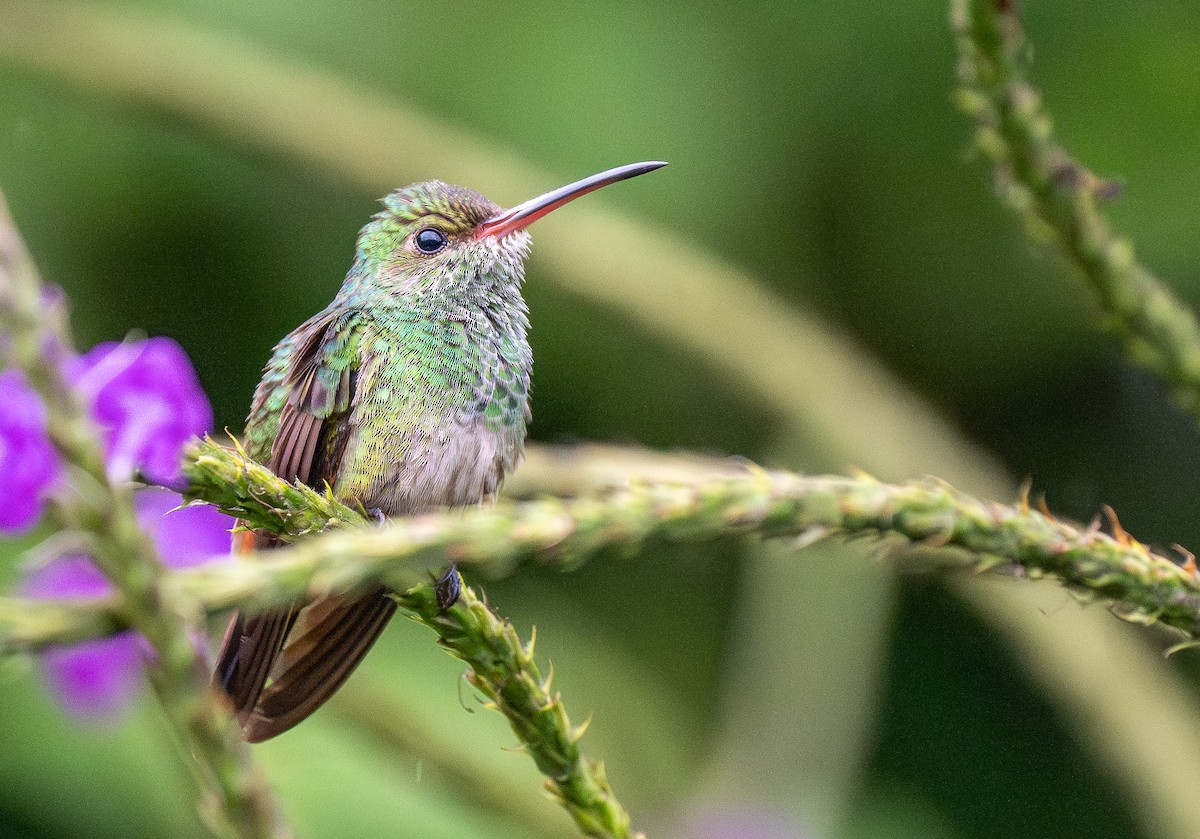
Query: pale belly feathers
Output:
[[335, 413, 525, 516]]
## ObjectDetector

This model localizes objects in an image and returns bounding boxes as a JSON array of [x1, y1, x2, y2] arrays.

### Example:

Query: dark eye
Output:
[[414, 227, 449, 254]]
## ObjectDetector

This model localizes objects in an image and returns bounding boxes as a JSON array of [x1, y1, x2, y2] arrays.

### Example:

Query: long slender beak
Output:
[[475, 161, 667, 239]]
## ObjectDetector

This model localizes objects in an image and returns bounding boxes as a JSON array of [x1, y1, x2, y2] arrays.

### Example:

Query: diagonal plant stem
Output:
[[187, 443, 644, 839], [176, 441, 1200, 642], [329, 682, 576, 839], [952, 0, 1200, 419], [0, 194, 287, 839], [949, 5, 1200, 835], [399, 583, 641, 839]]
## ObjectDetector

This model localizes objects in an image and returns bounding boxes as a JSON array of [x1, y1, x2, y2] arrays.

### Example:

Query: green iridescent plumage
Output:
[[219, 181, 532, 741], [213, 162, 665, 742], [242, 182, 532, 513]]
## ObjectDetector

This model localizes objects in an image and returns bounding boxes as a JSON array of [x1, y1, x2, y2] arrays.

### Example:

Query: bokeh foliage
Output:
[[4, 1, 1200, 838]]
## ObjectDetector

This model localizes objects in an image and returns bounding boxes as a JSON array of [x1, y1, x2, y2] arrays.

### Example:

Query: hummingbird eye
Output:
[[413, 227, 449, 254]]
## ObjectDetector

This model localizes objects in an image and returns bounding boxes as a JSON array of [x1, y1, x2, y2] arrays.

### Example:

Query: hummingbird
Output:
[[213, 161, 667, 742]]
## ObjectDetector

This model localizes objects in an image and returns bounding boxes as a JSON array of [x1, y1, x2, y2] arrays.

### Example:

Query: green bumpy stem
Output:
[[184, 439, 1200, 641], [186, 438, 1200, 638], [0, 196, 288, 839], [951, 0, 1200, 419], [8, 440, 1200, 834], [399, 585, 638, 839], [12, 439, 1200, 645], [186, 438, 643, 838]]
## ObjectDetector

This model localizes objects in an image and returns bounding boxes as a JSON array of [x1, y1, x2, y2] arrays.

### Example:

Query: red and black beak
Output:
[[476, 161, 667, 239]]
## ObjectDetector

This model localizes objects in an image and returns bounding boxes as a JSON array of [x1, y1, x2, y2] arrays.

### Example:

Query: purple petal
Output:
[[22, 552, 110, 599], [21, 490, 231, 601], [21, 554, 136, 722], [135, 486, 233, 569], [40, 634, 144, 721], [0, 369, 61, 533], [20, 488, 230, 722], [68, 337, 213, 485]]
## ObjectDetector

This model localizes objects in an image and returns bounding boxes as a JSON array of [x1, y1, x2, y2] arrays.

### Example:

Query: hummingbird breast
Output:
[[332, 303, 531, 515]]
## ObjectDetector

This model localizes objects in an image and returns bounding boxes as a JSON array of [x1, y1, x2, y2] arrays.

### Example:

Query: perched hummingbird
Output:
[[214, 161, 666, 742]]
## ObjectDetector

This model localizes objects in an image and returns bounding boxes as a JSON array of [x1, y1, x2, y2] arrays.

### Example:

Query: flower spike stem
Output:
[[19, 438, 1200, 652], [951, 0, 1200, 421], [398, 584, 641, 839], [186, 439, 643, 838], [10, 443, 1200, 836], [179, 439, 1200, 641], [0, 193, 288, 839]]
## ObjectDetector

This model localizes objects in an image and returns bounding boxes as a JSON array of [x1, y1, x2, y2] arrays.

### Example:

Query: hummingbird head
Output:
[[350, 162, 667, 299]]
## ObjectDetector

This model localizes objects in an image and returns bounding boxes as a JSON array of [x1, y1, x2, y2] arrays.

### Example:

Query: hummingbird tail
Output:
[[213, 531, 298, 714], [238, 587, 397, 743], [212, 529, 399, 742]]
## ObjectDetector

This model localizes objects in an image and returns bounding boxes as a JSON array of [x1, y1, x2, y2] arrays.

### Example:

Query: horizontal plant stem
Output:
[[951, 0, 1200, 419], [6, 440, 1198, 649], [0, 195, 287, 839]]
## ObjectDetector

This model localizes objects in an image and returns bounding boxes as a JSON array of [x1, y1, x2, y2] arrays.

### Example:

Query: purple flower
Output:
[[1, 334, 211, 530], [22, 555, 145, 719], [0, 369, 60, 533], [68, 337, 212, 487], [4, 327, 223, 717], [22, 487, 233, 721]]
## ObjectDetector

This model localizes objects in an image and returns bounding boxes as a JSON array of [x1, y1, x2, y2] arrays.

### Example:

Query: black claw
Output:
[[434, 564, 462, 611]]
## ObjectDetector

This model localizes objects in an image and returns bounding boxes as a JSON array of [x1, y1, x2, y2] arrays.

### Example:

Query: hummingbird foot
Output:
[[367, 507, 387, 525], [434, 564, 462, 611]]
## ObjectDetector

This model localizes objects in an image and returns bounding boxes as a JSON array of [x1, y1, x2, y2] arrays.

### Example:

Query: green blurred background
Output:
[[3, 1, 1200, 838]]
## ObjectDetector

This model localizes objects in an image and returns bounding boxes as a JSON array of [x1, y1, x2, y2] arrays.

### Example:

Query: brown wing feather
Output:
[[213, 311, 391, 740], [213, 532, 299, 716], [273, 408, 323, 485], [239, 588, 397, 742]]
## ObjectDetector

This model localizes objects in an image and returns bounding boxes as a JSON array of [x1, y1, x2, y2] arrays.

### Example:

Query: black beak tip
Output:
[[632, 160, 669, 176]]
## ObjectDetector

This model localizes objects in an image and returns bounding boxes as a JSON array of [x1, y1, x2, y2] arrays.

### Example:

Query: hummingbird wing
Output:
[[214, 310, 397, 742]]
